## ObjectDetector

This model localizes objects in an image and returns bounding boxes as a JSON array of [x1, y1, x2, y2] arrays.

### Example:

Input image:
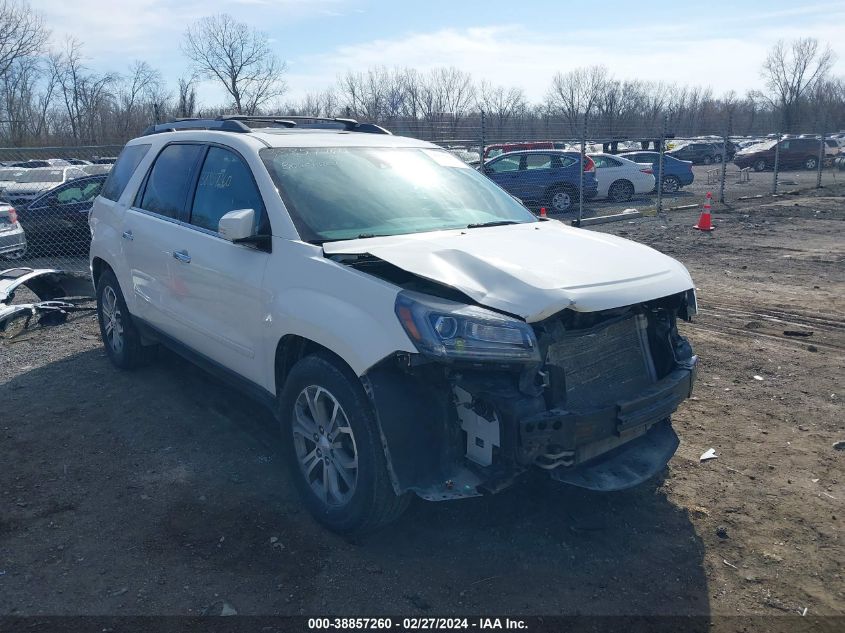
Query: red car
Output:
[[484, 141, 555, 160]]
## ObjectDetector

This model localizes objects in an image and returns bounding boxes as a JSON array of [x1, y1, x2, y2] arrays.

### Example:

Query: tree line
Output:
[[0, 2, 842, 147]]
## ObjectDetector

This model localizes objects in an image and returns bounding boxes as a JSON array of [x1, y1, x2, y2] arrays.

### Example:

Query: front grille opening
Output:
[[544, 314, 656, 411]]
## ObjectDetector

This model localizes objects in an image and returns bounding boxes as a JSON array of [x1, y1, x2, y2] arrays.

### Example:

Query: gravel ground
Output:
[[0, 187, 843, 628]]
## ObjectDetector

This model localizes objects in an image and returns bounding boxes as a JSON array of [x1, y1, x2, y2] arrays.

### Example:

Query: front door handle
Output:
[[122, 230, 134, 241], [172, 250, 191, 264]]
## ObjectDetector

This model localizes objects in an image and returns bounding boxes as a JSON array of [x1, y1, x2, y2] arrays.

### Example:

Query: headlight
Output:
[[395, 290, 540, 363]]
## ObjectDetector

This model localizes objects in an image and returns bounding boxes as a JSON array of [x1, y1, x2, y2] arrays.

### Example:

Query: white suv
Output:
[[89, 116, 698, 534]]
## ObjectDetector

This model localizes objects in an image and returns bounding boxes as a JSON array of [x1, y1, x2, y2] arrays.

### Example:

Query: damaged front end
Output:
[[352, 252, 698, 500]]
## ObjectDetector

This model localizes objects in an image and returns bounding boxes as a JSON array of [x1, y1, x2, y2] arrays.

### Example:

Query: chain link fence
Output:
[[0, 120, 842, 275]]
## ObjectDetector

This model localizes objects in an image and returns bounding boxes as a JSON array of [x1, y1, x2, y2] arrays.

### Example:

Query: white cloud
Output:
[[284, 15, 845, 103]]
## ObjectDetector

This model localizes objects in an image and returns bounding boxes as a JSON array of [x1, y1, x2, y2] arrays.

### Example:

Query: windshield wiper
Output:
[[465, 220, 520, 229]]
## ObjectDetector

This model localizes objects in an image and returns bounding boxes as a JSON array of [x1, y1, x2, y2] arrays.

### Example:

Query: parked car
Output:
[[617, 151, 694, 192], [8, 159, 71, 168], [65, 158, 92, 165], [0, 166, 88, 207], [90, 156, 118, 165], [733, 137, 823, 171], [81, 163, 113, 176], [666, 142, 721, 165], [481, 150, 598, 212], [0, 203, 26, 260], [483, 141, 554, 160], [14, 174, 106, 253], [0, 167, 26, 186], [589, 153, 655, 202], [88, 116, 698, 534]]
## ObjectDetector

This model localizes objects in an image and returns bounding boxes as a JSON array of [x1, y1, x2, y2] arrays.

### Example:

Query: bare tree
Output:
[[118, 60, 163, 133], [51, 38, 118, 143], [476, 81, 526, 137], [176, 76, 198, 118], [0, 0, 49, 78], [761, 38, 835, 132], [182, 14, 286, 115], [546, 65, 608, 134]]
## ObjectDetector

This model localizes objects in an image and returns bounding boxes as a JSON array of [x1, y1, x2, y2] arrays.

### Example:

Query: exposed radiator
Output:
[[545, 314, 656, 411]]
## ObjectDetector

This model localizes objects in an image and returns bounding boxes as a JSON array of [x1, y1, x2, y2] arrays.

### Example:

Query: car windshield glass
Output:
[[15, 169, 64, 183], [260, 147, 537, 242]]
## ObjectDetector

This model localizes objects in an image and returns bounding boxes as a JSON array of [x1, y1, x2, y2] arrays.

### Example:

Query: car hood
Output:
[[322, 221, 694, 322]]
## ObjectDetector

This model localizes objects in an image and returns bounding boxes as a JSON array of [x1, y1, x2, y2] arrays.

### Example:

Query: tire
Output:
[[714, 154, 722, 163], [278, 353, 410, 534], [96, 269, 157, 369], [607, 179, 634, 202], [702, 155, 713, 165], [753, 159, 767, 172], [804, 156, 818, 170], [546, 186, 575, 213], [661, 175, 681, 193]]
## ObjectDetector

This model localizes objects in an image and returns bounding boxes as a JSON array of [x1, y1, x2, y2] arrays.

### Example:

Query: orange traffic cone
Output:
[[694, 192, 715, 231]]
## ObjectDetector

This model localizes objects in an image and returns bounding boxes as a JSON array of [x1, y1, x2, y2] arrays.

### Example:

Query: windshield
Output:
[[260, 146, 536, 242], [15, 169, 65, 183]]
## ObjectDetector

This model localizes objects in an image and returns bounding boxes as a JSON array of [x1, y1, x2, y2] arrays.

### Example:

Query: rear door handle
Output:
[[122, 230, 133, 241], [172, 249, 191, 264]]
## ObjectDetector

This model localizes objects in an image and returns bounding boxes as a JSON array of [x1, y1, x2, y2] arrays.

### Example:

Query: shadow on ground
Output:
[[1, 342, 710, 619]]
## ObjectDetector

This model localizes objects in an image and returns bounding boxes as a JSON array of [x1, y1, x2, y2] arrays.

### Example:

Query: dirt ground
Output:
[[0, 187, 843, 626]]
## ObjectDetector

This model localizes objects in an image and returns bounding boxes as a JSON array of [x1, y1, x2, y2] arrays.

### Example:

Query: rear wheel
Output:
[[96, 269, 157, 369], [278, 353, 410, 534], [702, 155, 713, 165], [661, 175, 681, 193], [714, 154, 722, 163], [804, 156, 818, 170], [753, 159, 767, 172], [607, 179, 634, 202], [546, 186, 575, 213]]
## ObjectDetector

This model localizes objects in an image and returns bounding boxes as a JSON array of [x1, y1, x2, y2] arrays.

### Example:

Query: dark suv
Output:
[[666, 142, 720, 165], [733, 138, 822, 171]]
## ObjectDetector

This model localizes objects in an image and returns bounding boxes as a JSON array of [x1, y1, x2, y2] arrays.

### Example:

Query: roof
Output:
[[128, 127, 439, 151]]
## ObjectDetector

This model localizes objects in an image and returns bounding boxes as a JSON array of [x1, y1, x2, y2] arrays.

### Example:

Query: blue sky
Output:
[[31, 0, 845, 106]]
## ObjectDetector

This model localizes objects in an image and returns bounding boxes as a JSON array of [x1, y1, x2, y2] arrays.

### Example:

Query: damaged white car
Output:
[[89, 116, 698, 534]]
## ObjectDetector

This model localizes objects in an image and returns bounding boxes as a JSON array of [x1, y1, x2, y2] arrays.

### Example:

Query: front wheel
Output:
[[702, 155, 713, 165], [278, 353, 410, 534], [804, 156, 818, 170]]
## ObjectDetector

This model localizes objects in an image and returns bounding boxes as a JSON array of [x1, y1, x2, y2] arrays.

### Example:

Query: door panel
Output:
[[157, 225, 269, 385]]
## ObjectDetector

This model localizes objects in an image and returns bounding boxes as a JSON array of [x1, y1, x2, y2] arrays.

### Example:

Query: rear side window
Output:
[[523, 154, 551, 170], [101, 144, 151, 201], [138, 144, 204, 219], [190, 147, 264, 233]]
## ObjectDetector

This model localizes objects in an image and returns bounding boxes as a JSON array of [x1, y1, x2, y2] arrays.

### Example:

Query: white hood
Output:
[[323, 221, 694, 322]]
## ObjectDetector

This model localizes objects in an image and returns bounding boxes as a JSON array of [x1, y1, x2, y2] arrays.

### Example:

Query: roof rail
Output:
[[218, 115, 392, 135], [141, 119, 251, 136], [141, 115, 392, 136]]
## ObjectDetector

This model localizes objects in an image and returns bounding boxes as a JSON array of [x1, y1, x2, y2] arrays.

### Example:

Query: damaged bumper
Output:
[[363, 294, 698, 500]]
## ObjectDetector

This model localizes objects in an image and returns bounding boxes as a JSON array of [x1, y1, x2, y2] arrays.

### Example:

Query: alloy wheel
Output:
[[293, 385, 358, 507], [101, 285, 124, 355]]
